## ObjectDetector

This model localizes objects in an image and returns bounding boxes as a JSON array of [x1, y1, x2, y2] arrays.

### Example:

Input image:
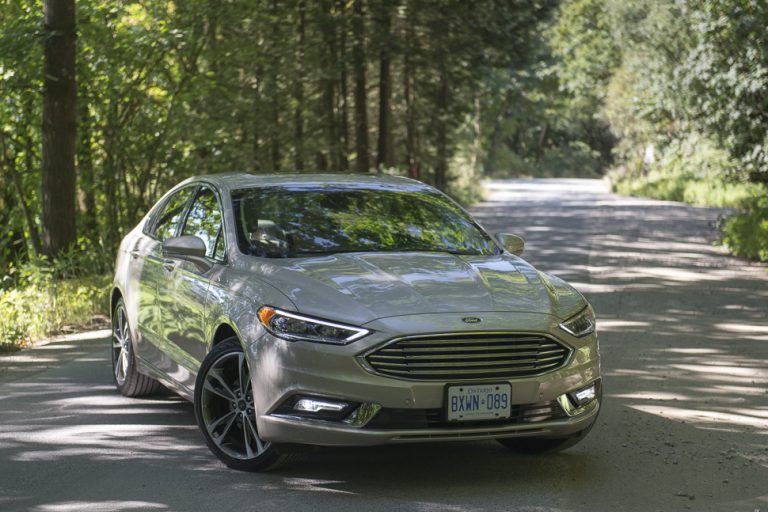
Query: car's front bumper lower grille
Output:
[[364, 400, 567, 430], [365, 332, 571, 380]]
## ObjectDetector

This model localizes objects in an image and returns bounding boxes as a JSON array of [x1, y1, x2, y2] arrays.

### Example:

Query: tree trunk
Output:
[[293, 0, 306, 172], [0, 133, 42, 256], [434, 57, 449, 191], [320, 0, 339, 171], [376, 1, 392, 170], [338, 3, 350, 171], [252, 71, 261, 172], [77, 96, 98, 243], [352, 0, 370, 173], [103, 110, 119, 251], [41, 0, 77, 258], [269, 0, 281, 171], [403, 8, 417, 178]]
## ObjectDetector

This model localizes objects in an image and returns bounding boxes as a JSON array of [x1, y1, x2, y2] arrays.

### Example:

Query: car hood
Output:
[[240, 252, 586, 325]]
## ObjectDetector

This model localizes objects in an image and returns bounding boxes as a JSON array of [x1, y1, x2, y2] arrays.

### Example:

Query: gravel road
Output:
[[1, 179, 766, 512]]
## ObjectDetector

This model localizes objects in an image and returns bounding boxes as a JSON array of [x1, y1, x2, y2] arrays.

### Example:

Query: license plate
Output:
[[446, 383, 511, 422]]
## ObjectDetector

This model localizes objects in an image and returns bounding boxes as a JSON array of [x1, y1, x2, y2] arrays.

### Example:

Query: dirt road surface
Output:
[[1, 179, 766, 512]]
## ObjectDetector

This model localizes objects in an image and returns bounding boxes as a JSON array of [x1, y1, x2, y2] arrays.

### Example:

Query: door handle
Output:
[[162, 259, 177, 272]]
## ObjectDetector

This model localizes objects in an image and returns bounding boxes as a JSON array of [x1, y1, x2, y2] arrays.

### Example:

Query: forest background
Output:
[[1, 0, 766, 349]]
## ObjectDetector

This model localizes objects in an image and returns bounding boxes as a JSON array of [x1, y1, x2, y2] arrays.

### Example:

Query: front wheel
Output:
[[194, 338, 288, 471]]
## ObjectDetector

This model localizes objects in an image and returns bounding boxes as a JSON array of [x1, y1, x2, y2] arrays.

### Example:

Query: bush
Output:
[[537, 141, 603, 178], [487, 142, 602, 179], [721, 196, 768, 262], [608, 134, 764, 209], [0, 274, 111, 351], [0, 244, 112, 351], [610, 170, 761, 208]]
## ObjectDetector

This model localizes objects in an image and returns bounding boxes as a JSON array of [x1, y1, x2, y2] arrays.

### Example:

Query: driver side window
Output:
[[152, 187, 195, 242], [181, 186, 226, 261]]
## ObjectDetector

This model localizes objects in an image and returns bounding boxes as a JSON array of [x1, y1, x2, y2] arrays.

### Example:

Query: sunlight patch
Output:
[[630, 404, 768, 432], [33, 501, 167, 512]]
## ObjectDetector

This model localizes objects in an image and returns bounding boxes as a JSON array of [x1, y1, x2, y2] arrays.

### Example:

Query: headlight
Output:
[[559, 304, 596, 337], [257, 306, 370, 345]]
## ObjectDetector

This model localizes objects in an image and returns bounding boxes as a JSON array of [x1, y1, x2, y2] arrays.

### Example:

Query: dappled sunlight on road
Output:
[[472, 179, 768, 510], [1, 179, 766, 512]]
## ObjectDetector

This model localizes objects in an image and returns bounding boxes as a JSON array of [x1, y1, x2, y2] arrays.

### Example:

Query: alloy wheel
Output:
[[112, 303, 131, 385], [199, 351, 270, 460]]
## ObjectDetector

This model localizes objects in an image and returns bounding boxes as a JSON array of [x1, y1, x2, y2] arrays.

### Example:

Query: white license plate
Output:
[[446, 383, 512, 422]]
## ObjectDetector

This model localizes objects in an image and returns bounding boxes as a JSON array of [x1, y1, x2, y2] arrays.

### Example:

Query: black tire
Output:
[[194, 337, 290, 471], [112, 298, 162, 397]]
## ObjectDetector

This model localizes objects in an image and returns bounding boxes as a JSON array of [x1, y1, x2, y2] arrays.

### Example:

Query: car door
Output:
[[157, 185, 227, 392], [131, 185, 196, 374]]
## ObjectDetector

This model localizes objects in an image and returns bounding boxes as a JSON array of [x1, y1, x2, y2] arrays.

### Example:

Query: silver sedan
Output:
[[111, 173, 601, 471]]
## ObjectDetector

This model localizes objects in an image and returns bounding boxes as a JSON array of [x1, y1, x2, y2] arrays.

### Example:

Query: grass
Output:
[[610, 170, 763, 208], [0, 274, 111, 352]]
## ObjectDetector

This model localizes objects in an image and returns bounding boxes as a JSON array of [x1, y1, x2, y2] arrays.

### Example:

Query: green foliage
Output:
[[549, 0, 619, 99], [0, 237, 112, 349], [609, 134, 764, 208], [721, 196, 768, 262], [612, 171, 762, 209], [1, 0, 558, 276], [0, 274, 110, 351], [550, 0, 768, 261], [680, 1, 768, 183], [480, 13, 614, 179], [537, 142, 603, 178]]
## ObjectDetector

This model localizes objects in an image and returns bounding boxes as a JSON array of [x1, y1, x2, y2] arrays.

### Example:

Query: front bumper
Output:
[[245, 311, 601, 446]]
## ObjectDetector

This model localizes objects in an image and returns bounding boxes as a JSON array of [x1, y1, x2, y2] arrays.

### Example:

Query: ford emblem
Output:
[[462, 317, 482, 324]]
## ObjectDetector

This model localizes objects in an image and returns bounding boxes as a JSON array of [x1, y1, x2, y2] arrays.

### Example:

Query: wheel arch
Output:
[[211, 321, 242, 348], [110, 286, 124, 319]]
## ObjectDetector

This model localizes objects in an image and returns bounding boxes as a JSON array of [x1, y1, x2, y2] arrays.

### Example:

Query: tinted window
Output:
[[153, 187, 195, 241], [231, 185, 497, 258], [182, 187, 225, 260]]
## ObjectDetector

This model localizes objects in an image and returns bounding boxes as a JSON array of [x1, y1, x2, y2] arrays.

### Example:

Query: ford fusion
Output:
[[111, 173, 601, 471]]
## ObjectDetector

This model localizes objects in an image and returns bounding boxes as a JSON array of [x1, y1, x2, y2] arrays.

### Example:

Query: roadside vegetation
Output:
[[548, 1, 768, 261], [0, 243, 111, 352], [1, 0, 766, 349]]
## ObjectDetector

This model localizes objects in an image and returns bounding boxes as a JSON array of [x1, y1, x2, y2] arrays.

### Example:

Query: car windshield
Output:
[[231, 185, 498, 258]]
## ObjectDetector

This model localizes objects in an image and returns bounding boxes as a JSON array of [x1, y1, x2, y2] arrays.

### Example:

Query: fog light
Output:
[[294, 398, 348, 413], [569, 382, 598, 407]]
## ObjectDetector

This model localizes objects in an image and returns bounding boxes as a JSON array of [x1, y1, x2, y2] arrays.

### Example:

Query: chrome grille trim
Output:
[[362, 332, 572, 381]]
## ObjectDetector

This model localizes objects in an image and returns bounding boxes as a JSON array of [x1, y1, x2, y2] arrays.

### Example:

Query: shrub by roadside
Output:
[[0, 275, 111, 352], [610, 170, 762, 209], [721, 195, 768, 262]]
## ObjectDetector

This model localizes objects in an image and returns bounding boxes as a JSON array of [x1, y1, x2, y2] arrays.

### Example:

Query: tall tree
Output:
[[41, 0, 77, 258], [351, 0, 370, 172], [293, 0, 306, 172], [375, 0, 393, 169]]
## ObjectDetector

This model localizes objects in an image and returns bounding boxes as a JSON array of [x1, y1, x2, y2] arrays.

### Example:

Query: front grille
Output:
[[365, 333, 571, 380], [364, 400, 567, 430]]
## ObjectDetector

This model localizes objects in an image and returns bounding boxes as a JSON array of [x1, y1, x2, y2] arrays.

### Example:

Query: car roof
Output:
[[179, 172, 435, 193]]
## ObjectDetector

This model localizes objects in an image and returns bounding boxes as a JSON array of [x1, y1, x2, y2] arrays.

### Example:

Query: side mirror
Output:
[[162, 235, 212, 272], [496, 233, 525, 256]]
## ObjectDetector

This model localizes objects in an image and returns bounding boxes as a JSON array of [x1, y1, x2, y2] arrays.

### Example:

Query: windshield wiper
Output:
[[442, 249, 483, 256]]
